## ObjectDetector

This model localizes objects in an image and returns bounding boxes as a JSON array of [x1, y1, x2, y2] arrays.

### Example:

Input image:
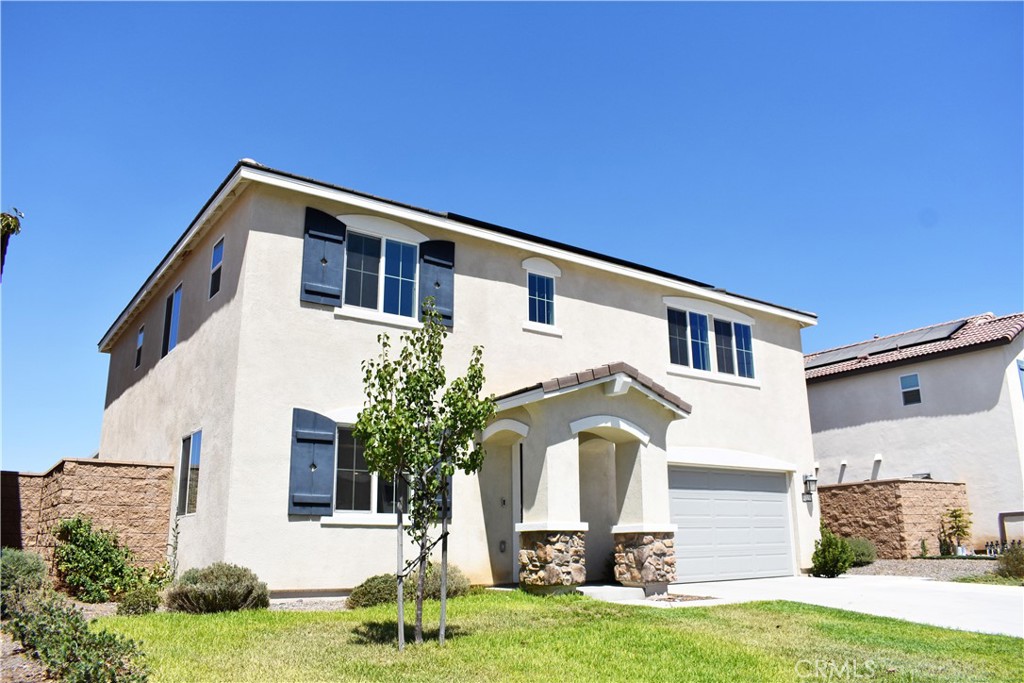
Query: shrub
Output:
[[346, 572, 396, 609], [117, 584, 161, 616], [2, 590, 147, 682], [1, 547, 48, 616], [423, 562, 471, 600], [165, 562, 269, 613], [845, 537, 877, 567], [53, 516, 142, 602], [347, 562, 471, 609], [995, 546, 1024, 579], [811, 525, 854, 578]]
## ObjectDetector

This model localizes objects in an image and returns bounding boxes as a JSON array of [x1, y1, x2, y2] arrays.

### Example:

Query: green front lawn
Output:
[[98, 592, 1022, 682], [954, 574, 1024, 586]]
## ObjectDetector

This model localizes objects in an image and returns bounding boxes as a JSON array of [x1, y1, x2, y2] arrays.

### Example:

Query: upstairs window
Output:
[[383, 240, 417, 317], [209, 238, 224, 299], [134, 326, 144, 369], [522, 257, 561, 331], [688, 312, 711, 371], [735, 323, 755, 379], [161, 285, 182, 357], [528, 273, 555, 325], [177, 430, 202, 516], [665, 297, 756, 380], [344, 233, 418, 318], [900, 374, 922, 405]]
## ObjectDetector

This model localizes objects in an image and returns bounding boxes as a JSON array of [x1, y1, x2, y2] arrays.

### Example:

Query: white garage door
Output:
[[669, 467, 794, 582]]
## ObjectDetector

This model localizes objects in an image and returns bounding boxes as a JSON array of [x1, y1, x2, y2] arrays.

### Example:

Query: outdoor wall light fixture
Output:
[[802, 474, 818, 503]]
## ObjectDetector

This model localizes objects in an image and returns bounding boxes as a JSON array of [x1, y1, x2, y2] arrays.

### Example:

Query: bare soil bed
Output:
[[846, 558, 998, 581]]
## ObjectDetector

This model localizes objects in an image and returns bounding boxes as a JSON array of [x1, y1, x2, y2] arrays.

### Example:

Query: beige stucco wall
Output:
[[98, 191, 255, 571], [808, 339, 1024, 544], [99, 183, 819, 590]]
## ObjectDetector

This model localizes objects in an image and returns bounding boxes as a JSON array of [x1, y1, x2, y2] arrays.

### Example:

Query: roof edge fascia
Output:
[[98, 162, 250, 351], [100, 162, 818, 351], [239, 166, 817, 327]]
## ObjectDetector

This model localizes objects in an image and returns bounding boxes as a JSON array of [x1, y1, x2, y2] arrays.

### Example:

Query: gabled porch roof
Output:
[[494, 362, 692, 418]]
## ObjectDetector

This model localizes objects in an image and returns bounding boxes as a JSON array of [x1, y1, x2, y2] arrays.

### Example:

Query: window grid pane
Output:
[[528, 273, 554, 325], [667, 309, 689, 366], [336, 429, 372, 511], [383, 240, 417, 316], [377, 475, 409, 514], [735, 323, 755, 379], [714, 319, 735, 375], [344, 234, 381, 309], [689, 312, 710, 370]]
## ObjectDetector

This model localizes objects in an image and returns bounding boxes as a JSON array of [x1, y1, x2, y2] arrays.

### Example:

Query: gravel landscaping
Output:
[[847, 558, 999, 581]]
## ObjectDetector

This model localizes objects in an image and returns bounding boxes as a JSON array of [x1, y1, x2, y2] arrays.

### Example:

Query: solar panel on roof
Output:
[[805, 320, 967, 370]]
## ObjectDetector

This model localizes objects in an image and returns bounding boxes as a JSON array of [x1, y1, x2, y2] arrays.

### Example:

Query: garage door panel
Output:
[[670, 466, 794, 583]]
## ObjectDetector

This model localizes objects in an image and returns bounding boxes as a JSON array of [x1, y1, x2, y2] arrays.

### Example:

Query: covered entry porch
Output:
[[481, 363, 691, 595]]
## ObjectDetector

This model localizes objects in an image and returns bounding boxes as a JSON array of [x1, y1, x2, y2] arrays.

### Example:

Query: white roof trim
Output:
[[667, 447, 798, 473], [101, 164, 816, 350]]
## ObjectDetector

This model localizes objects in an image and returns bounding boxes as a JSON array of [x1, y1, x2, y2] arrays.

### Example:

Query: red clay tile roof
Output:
[[805, 312, 1024, 382], [496, 361, 693, 414]]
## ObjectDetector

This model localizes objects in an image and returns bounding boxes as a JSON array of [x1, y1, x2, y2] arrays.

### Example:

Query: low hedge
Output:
[[845, 537, 877, 567], [2, 591, 148, 682], [347, 562, 470, 609], [165, 562, 269, 614], [117, 584, 161, 616]]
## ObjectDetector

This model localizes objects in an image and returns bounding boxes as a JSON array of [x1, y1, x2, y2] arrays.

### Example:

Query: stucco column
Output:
[[517, 430, 587, 593], [612, 441, 675, 594], [614, 441, 671, 525]]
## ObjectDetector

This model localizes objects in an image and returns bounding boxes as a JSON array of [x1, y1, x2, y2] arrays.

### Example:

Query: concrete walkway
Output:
[[580, 575, 1023, 638]]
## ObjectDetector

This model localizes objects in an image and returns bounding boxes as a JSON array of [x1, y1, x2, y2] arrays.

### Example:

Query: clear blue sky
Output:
[[2, 2, 1021, 473]]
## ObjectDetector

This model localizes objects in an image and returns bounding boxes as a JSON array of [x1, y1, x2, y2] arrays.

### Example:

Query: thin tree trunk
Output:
[[439, 477, 449, 645], [414, 537, 428, 644], [396, 493, 404, 651]]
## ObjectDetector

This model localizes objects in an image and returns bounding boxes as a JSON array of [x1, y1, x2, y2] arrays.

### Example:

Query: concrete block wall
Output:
[[819, 479, 969, 559], [1, 458, 174, 570]]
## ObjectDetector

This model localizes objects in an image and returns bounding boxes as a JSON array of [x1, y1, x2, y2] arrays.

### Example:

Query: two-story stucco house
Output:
[[97, 160, 820, 594], [805, 313, 1024, 547]]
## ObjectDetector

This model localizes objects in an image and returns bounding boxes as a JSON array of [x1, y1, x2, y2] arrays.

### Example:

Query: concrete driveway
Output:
[[583, 575, 1023, 637]]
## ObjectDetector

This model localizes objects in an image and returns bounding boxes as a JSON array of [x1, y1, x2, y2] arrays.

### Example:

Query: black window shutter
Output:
[[419, 240, 455, 327], [300, 208, 346, 306], [288, 408, 336, 517]]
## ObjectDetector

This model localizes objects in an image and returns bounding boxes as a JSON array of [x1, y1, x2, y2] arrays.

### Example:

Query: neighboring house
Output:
[[805, 313, 1024, 547], [97, 159, 820, 594]]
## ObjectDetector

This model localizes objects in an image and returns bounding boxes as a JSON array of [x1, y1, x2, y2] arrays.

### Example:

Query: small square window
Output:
[[900, 374, 922, 405]]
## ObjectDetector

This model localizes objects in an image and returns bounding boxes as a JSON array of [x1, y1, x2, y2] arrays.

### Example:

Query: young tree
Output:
[[1, 207, 24, 281], [354, 299, 495, 648]]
